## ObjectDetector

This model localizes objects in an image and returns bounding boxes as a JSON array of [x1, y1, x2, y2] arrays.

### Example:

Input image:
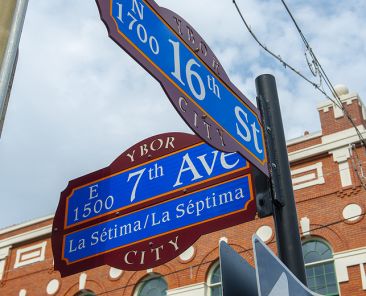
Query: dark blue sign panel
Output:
[[64, 175, 252, 264], [66, 143, 247, 228], [52, 133, 259, 276], [96, 0, 268, 176], [253, 235, 320, 296], [219, 241, 258, 296]]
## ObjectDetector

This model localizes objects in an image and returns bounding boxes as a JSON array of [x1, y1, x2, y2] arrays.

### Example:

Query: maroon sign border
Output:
[[52, 133, 257, 276], [95, 0, 269, 176]]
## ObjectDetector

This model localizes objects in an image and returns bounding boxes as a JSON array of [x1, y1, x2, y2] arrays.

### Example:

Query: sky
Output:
[[0, 0, 365, 229]]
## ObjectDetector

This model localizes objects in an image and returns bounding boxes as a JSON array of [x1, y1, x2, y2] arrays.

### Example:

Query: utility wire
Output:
[[231, 1, 323, 96], [98, 210, 366, 295], [349, 144, 366, 190], [2, 211, 365, 293], [2, 4, 366, 293], [2, 160, 366, 278], [279, 0, 366, 148], [231, 0, 366, 148]]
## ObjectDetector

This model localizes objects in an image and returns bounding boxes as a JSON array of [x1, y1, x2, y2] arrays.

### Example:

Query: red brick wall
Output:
[[1, 98, 366, 295], [1, 189, 365, 296], [287, 136, 322, 153], [319, 100, 366, 136]]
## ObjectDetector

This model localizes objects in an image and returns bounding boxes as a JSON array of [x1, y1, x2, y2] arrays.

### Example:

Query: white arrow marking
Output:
[[268, 272, 289, 296]]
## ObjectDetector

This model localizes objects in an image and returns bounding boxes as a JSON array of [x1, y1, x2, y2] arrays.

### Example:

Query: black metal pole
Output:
[[255, 74, 307, 285]]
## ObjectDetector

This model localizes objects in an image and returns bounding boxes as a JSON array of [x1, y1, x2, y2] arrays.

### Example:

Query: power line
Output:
[[278, 0, 366, 148], [98, 211, 366, 295], [349, 144, 366, 190], [2, 211, 365, 294], [2, 159, 366, 281], [2, 158, 365, 279], [231, 0, 366, 148]]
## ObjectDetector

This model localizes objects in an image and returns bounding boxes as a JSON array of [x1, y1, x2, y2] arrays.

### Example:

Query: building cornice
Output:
[[288, 126, 366, 163], [286, 131, 322, 147], [0, 225, 52, 248], [317, 92, 360, 111], [0, 214, 53, 235], [0, 128, 365, 248]]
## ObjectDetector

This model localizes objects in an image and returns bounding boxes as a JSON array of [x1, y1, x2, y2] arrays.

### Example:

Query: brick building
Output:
[[0, 85, 366, 295]]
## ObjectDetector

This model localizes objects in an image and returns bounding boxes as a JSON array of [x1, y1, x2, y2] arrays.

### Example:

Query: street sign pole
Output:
[[255, 74, 307, 285]]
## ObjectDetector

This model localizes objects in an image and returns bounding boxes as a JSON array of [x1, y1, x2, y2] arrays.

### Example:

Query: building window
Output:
[[207, 262, 222, 296], [137, 275, 167, 296], [73, 290, 96, 296], [302, 240, 339, 295]]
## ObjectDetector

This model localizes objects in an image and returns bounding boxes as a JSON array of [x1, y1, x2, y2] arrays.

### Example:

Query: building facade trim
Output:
[[286, 131, 322, 146], [288, 126, 366, 163], [14, 241, 47, 268], [334, 247, 366, 285], [0, 225, 51, 248], [291, 162, 324, 190], [0, 214, 53, 235], [167, 283, 206, 296]]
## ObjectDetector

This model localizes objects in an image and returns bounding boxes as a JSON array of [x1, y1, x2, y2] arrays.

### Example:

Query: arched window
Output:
[[302, 240, 339, 295], [73, 289, 96, 296], [137, 275, 167, 296], [207, 262, 222, 296]]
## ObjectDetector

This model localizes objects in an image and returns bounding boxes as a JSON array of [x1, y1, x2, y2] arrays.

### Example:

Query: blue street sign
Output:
[[253, 235, 321, 296], [219, 241, 258, 296], [53, 133, 260, 276], [65, 142, 247, 228], [96, 0, 269, 176], [64, 175, 253, 264]]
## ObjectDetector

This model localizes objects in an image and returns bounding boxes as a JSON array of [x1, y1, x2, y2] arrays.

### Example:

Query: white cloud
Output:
[[0, 0, 365, 228]]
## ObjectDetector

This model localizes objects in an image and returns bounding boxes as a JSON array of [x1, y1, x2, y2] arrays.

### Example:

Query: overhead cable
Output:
[[232, 0, 366, 147], [2, 211, 365, 292], [279, 0, 366, 147]]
